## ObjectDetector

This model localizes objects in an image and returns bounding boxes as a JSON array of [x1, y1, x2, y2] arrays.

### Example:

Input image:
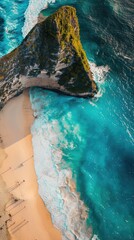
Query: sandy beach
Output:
[[0, 90, 61, 240]]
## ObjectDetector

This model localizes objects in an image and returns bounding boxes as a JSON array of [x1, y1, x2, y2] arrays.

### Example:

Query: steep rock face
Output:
[[0, 6, 97, 108]]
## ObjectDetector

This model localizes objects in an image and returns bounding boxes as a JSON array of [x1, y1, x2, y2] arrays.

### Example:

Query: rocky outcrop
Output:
[[0, 6, 97, 108]]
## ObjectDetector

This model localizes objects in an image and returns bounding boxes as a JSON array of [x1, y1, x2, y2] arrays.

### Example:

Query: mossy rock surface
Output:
[[44, 6, 90, 72], [0, 6, 97, 108]]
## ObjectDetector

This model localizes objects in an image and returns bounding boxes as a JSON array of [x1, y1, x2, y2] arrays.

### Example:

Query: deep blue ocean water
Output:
[[0, 0, 134, 239]]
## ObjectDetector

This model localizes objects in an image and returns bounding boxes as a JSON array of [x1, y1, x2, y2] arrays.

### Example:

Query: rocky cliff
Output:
[[0, 6, 97, 108]]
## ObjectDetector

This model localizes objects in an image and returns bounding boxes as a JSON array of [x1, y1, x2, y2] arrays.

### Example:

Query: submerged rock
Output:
[[0, 6, 97, 108]]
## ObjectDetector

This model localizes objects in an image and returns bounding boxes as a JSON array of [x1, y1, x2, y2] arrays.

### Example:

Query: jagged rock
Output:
[[0, 6, 97, 108]]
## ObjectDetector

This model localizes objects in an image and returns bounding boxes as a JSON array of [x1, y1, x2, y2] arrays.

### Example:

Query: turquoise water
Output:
[[0, 0, 134, 239], [0, 0, 29, 57]]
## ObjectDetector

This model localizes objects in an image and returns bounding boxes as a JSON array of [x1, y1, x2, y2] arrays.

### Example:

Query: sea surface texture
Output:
[[0, 0, 134, 240]]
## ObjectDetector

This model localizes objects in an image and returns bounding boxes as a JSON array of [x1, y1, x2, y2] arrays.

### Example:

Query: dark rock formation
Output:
[[0, 6, 97, 108]]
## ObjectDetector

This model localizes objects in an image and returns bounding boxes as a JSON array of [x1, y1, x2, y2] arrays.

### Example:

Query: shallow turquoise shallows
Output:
[[0, 0, 134, 239]]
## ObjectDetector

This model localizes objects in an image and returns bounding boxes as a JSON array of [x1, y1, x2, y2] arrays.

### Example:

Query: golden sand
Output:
[[0, 90, 61, 240]]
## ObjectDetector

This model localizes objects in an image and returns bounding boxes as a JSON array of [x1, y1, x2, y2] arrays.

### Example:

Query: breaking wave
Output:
[[89, 62, 110, 84], [30, 87, 96, 240], [22, 0, 56, 37], [89, 61, 110, 99]]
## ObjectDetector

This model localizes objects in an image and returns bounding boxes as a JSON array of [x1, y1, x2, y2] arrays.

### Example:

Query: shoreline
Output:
[[30, 87, 93, 240], [0, 90, 61, 240]]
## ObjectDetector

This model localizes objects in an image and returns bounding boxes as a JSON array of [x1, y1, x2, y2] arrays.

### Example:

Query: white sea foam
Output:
[[31, 120, 93, 239], [89, 61, 110, 84], [94, 89, 103, 98], [22, 0, 56, 37], [91, 234, 100, 240], [30, 91, 94, 239], [88, 61, 110, 100]]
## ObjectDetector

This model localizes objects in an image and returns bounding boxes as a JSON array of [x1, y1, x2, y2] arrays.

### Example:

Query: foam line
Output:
[[30, 90, 95, 240], [22, 0, 56, 37]]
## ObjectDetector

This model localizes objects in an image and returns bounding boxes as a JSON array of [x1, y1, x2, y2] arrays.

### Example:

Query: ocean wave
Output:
[[0, 0, 28, 56], [88, 61, 109, 100], [30, 88, 97, 240], [22, 0, 56, 37], [89, 61, 110, 84]]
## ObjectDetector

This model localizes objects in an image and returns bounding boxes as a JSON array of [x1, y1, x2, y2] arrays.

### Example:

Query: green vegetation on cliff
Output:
[[44, 6, 90, 72], [0, 6, 97, 108]]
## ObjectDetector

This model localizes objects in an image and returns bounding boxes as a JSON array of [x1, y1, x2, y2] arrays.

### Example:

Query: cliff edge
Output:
[[0, 6, 97, 108]]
